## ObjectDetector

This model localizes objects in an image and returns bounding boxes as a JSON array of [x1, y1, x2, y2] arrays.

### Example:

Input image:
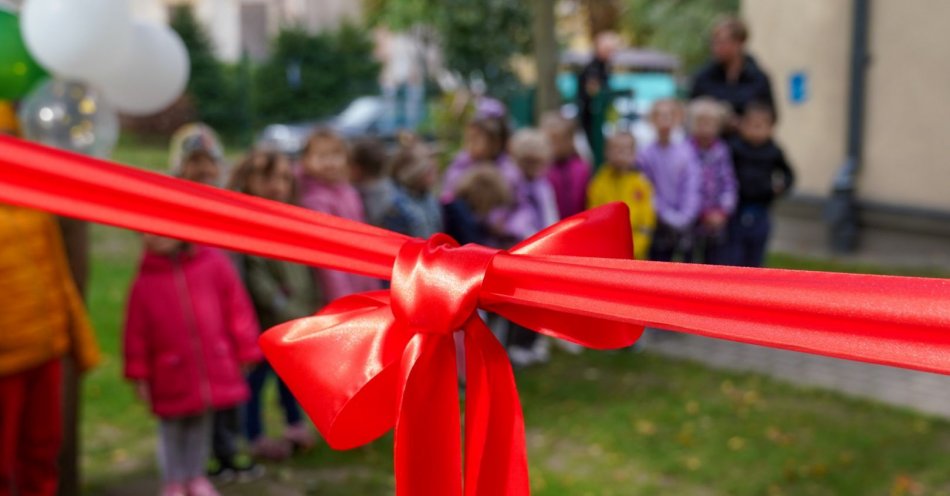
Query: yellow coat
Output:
[[587, 167, 656, 260], [0, 206, 100, 376]]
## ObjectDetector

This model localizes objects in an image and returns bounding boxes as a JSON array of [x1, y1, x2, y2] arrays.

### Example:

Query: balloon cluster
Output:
[[0, 0, 191, 156]]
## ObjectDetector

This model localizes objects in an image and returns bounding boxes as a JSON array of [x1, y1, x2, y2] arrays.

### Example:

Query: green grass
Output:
[[80, 141, 950, 494]]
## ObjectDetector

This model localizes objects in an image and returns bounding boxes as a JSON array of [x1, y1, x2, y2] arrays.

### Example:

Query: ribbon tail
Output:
[[395, 333, 463, 496], [463, 318, 530, 496]]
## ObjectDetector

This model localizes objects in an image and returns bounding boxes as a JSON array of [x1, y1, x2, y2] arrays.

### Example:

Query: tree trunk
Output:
[[585, 0, 621, 37], [56, 217, 89, 496], [531, 0, 560, 119]]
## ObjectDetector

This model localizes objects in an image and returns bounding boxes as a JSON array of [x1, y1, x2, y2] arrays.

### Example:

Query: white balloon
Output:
[[21, 0, 133, 82], [97, 21, 190, 116]]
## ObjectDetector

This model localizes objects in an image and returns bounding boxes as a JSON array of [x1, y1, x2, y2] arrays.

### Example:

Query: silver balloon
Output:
[[18, 79, 119, 158]]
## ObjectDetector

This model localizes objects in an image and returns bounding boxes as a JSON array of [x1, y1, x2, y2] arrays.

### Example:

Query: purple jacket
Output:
[[690, 138, 738, 217], [546, 154, 592, 219], [638, 140, 702, 230], [501, 177, 560, 242], [298, 176, 381, 300], [441, 151, 522, 203]]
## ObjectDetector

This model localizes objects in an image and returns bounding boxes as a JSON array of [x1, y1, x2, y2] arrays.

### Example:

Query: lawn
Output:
[[76, 143, 950, 495]]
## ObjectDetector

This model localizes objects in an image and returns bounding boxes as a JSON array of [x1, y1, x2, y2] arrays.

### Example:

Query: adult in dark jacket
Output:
[[576, 31, 620, 165], [690, 17, 776, 125]]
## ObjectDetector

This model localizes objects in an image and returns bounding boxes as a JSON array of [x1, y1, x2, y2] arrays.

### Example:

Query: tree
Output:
[[170, 5, 241, 136], [254, 25, 379, 123], [622, 0, 740, 71], [531, 0, 559, 117], [368, 0, 532, 98]]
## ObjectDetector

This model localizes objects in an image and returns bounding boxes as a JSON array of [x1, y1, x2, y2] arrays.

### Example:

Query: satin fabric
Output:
[[1, 136, 950, 494]]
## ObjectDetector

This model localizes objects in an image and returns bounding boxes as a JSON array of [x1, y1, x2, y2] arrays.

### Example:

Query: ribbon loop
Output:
[[391, 234, 498, 335]]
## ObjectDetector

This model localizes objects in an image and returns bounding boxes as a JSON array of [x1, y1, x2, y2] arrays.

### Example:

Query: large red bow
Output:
[[261, 208, 643, 496]]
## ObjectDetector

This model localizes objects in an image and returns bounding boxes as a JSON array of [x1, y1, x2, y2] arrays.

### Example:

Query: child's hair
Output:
[[650, 98, 684, 120], [743, 101, 776, 124], [454, 163, 512, 214], [467, 117, 509, 160], [508, 128, 552, 163], [687, 97, 729, 132], [607, 130, 637, 149], [390, 142, 433, 189], [350, 137, 389, 178], [712, 15, 749, 43], [539, 111, 575, 135], [303, 127, 349, 157], [228, 149, 297, 201]]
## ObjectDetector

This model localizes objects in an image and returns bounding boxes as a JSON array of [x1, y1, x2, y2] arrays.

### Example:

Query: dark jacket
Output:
[[728, 137, 795, 207], [443, 199, 489, 246], [576, 57, 611, 122], [690, 55, 776, 118]]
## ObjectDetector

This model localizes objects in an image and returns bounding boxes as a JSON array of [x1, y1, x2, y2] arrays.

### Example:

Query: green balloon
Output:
[[0, 10, 47, 101]]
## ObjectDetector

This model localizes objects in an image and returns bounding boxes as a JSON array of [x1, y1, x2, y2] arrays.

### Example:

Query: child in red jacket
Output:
[[124, 235, 261, 496]]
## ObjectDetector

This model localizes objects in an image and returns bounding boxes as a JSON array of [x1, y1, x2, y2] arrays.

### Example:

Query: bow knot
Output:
[[391, 234, 498, 335]]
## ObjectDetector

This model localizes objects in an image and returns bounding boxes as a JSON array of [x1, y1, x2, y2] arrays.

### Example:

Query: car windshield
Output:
[[336, 97, 382, 129]]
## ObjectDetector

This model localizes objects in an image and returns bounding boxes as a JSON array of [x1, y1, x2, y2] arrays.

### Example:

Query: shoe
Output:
[[508, 346, 537, 369], [284, 422, 317, 452], [186, 477, 220, 496], [206, 460, 236, 484], [250, 436, 292, 461], [230, 457, 266, 483], [159, 482, 187, 496]]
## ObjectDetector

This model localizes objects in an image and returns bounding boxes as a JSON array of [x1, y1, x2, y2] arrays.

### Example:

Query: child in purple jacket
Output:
[[686, 98, 738, 264], [540, 112, 592, 219], [638, 100, 702, 262]]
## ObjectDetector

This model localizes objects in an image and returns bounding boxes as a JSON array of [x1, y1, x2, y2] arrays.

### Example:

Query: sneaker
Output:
[[250, 436, 292, 461], [230, 457, 266, 483], [284, 423, 317, 452], [159, 482, 187, 496], [206, 460, 236, 484], [186, 477, 220, 496]]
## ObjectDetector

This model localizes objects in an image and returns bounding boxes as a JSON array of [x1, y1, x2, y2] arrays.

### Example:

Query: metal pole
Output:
[[827, 0, 871, 253]]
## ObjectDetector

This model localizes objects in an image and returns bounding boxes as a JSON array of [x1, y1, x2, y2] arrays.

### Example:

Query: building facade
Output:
[[742, 0, 950, 261], [133, 0, 363, 62]]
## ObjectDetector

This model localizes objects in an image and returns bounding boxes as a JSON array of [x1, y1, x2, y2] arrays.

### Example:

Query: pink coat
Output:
[[298, 176, 381, 300], [123, 246, 261, 418]]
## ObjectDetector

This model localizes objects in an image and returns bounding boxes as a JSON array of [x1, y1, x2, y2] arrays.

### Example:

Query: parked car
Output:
[[256, 96, 408, 157]]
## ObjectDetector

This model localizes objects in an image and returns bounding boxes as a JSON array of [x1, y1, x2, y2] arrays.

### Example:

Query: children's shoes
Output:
[[159, 483, 187, 496], [186, 477, 220, 496]]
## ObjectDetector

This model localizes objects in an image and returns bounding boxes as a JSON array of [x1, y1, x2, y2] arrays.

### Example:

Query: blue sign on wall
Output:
[[789, 71, 808, 105]]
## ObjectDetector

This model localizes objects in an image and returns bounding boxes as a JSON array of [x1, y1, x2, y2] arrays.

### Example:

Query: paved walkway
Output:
[[643, 331, 950, 418]]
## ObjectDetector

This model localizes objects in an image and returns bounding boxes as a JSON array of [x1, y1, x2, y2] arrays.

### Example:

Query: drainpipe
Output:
[[827, 0, 871, 253]]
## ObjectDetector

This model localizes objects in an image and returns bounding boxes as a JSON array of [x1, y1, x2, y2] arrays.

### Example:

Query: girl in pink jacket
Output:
[[124, 235, 261, 496]]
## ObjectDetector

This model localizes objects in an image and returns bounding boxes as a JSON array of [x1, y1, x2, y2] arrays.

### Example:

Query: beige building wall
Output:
[[861, 0, 950, 211], [742, 0, 950, 213]]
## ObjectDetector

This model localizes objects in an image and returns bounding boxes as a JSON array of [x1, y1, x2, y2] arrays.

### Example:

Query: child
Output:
[[349, 137, 418, 235], [0, 207, 100, 496], [298, 129, 380, 300], [170, 123, 226, 186], [503, 129, 560, 242], [587, 132, 656, 261], [686, 98, 738, 264], [124, 234, 261, 496], [442, 165, 513, 246], [540, 112, 592, 219], [171, 125, 262, 482], [441, 116, 521, 202], [638, 99, 702, 262], [727, 102, 795, 267], [228, 151, 321, 460], [499, 129, 562, 366], [390, 140, 444, 237]]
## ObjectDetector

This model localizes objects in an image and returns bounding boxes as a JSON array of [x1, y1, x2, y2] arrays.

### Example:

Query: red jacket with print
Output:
[[123, 245, 261, 418]]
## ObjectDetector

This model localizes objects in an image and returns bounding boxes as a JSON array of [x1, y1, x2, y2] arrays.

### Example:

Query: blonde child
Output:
[[540, 112, 592, 219], [587, 132, 656, 260], [441, 117, 521, 202]]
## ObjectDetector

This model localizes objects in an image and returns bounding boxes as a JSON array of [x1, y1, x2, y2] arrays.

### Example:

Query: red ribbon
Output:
[[0, 136, 949, 495]]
